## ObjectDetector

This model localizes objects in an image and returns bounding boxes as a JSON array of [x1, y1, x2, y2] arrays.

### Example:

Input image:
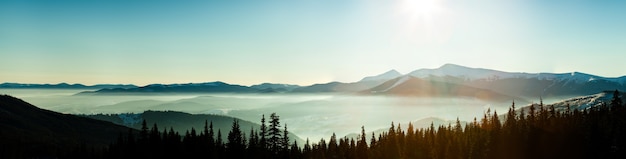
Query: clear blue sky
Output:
[[1, 0, 625, 86]]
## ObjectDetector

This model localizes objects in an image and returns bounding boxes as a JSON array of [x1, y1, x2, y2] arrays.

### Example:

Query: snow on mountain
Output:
[[516, 91, 617, 115], [526, 72, 610, 85], [408, 64, 528, 81], [359, 69, 403, 82], [408, 63, 626, 85], [550, 92, 609, 110]]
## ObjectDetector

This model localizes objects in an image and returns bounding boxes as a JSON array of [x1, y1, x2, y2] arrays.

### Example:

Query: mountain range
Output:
[[78, 81, 257, 94], [299, 64, 626, 99], [6, 64, 626, 102], [0, 82, 137, 89]]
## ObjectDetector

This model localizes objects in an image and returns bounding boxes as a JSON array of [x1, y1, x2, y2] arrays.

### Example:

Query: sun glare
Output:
[[394, 0, 453, 44], [399, 0, 445, 21]]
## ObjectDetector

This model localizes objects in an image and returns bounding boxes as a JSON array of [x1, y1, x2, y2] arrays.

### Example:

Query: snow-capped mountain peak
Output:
[[407, 64, 516, 81], [359, 69, 403, 82], [406, 64, 626, 85]]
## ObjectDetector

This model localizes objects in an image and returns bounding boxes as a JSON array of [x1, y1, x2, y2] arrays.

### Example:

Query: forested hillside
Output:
[[106, 93, 626, 159], [3, 92, 625, 158]]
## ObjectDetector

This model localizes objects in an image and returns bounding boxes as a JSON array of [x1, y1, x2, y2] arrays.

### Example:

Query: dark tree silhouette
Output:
[[97, 98, 626, 159], [357, 126, 368, 159], [227, 119, 244, 158], [260, 114, 268, 149], [282, 124, 290, 152], [268, 112, 282, 155], [612, 89, 622, 110]]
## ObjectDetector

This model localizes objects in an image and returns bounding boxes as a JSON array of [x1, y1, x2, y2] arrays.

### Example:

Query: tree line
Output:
[[86, 90, 626, 158]]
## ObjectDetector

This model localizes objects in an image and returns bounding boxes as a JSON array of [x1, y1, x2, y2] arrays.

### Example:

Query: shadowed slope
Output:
[[0, 95, 132, 158]]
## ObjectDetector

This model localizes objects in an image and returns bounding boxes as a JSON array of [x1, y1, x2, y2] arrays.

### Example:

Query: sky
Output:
[[1, 0, 625, 86]]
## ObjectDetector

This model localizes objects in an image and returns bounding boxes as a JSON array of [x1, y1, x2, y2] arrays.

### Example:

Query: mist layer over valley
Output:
[[0, 89, 531, 140]]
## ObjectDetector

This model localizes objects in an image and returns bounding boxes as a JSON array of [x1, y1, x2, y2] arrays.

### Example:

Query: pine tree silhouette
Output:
[[268, 113, 282, 155]]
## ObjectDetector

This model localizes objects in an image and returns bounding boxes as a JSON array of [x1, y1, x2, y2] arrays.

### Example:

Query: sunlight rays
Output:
[[399, 0, 445, 22], [394, 0, 454, 45]]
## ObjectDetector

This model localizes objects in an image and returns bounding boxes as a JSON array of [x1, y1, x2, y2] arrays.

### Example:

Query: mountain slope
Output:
[[292, 69, 404, 93], [61, 63, 626, 97], [291, 81, 388, 93], [515, 90, 623, 115], [359, 69, 403, 82], [407, 64, 626, 97], [83, 110, 305, 146], [408, 63, 523, 80], [0, 95, 132, 158], [366, 76, 523, 102]]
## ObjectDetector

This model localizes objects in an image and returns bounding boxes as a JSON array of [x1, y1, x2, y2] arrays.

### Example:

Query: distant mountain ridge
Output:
[[32, 63, 626, 101], [0, 82, 137, 89], [250, 83, 301, 93], [408, 64, 626, 98], [291, 64, 626, 100], [79, 81, 258, 94], [410, 64, 626, 84]]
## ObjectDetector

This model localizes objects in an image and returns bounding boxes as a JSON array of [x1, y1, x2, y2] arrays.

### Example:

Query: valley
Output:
[[1, 89, 515, 141], [4, 64, 622, 141]]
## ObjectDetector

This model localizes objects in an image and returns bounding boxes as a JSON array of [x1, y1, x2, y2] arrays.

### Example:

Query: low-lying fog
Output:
[[1, 89, 559, 141]]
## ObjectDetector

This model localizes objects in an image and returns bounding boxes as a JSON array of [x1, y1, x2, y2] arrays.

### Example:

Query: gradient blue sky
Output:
[[1, 0, 625, 86]]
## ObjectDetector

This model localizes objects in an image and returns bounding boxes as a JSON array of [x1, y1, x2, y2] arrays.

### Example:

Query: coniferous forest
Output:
[[100, 91, 626, 159], [3, 91, 626, 159]]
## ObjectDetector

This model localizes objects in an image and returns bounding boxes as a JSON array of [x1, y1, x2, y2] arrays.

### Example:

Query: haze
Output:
[[2, 89, 530, 140]]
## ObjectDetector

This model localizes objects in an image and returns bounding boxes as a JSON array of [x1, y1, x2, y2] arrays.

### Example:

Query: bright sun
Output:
[[399, 0, 445, 21], [394, 0, 452, 44]]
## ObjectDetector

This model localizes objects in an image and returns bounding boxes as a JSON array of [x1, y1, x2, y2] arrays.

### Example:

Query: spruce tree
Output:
[[216, 130, 223, 147], [260, 114, 268, 149], [248, 127, 257, 149], [328, 133, 339, 158], [303, 138, 312, 154], [290, 140, 301, 158], [203, 120, 209, 139], [282, 124, 290, 152], [208, 121, 215, 150], [268, 113, 282, 154], [227, 119, 244, 156], [139, 119, 149, 141], [611, 89, 622, 110], [357, 126, 369, 159]]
